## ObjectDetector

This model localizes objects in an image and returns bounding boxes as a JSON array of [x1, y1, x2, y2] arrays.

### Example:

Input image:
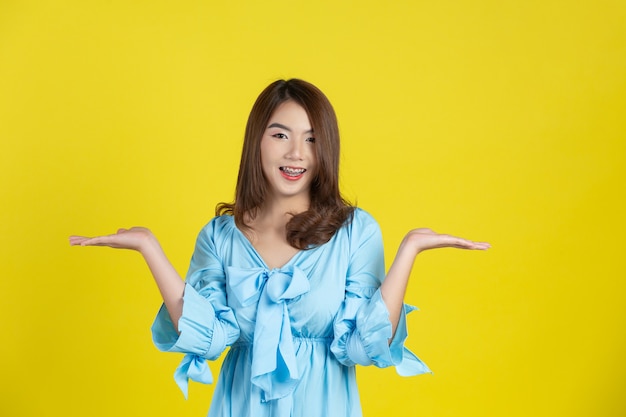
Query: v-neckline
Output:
[[231, 219, 303, 270]]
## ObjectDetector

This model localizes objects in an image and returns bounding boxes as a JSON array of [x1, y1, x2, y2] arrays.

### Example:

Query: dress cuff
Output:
[[152, 284, 226, 359], [151, 284, 227, 398], [354, 290, 432, 375], [353, 289, 394, 367]]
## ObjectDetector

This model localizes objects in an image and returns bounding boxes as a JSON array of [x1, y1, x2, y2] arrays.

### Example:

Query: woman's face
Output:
[[260, 100, 318, 204]]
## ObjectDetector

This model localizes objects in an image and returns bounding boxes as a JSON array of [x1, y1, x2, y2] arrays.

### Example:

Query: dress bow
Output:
[[227, 266, 310, 401], [174, 353, 213, 399]]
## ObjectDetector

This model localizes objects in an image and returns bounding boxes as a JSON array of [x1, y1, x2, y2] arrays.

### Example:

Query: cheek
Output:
[[312, 150, 320, 173], [308, 145, 318, 164], [259, 147, 273, 177], [260, 140, 275, 165], [260, 138, 282, 160]]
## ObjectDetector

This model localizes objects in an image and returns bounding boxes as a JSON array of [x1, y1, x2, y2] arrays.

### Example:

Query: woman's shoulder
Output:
[[341, 207, 382, 242], [196, 214, 236, 240], [349, 207, 380, 229]]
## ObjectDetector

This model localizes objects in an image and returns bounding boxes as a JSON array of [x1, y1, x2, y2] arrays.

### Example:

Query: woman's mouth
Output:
[[279, 166, 306, 180]]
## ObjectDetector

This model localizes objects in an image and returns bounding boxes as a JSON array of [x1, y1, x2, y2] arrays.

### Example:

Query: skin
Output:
[[248, 100, 318, 269], [69, 100, 490, 339]]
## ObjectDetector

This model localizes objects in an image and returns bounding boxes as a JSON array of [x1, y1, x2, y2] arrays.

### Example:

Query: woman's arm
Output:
[[380, 228, 490, 338], [69, 227, 185, 331]]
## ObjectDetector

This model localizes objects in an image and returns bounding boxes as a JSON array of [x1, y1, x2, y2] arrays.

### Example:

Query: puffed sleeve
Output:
[[151, 218, 240, 398], [330, 210, 431, 376]]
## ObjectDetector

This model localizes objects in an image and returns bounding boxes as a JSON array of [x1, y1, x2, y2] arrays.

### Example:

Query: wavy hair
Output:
[[216, 79, 354, 249]]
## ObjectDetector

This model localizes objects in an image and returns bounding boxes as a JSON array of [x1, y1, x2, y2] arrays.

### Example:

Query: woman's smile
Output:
[[260, 100, 317, 200], [279, 166, 307, 180]]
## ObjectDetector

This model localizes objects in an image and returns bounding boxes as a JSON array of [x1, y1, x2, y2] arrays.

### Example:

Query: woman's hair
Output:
[[216, 78, 354, 249]]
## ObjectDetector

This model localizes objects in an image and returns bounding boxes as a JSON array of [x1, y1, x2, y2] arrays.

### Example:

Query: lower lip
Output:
[[280, 171, 304, 181]]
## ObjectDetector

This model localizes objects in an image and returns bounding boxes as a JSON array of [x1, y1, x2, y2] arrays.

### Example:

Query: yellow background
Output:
[[1, 1, 625, 416]]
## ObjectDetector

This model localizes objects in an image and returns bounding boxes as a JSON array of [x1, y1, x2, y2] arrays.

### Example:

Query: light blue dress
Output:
[[151, 208, 430, 417]]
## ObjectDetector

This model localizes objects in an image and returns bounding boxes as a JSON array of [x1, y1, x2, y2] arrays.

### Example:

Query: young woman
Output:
[[70, 79, 490, 417]]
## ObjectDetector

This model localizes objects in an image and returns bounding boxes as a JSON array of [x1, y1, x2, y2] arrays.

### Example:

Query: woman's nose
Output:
[[286, 139, 304, 160]]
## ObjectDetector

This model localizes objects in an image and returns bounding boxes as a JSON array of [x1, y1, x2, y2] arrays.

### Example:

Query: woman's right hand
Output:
[[69, 227, 156, 252], [401, 227, 491, 255], [70, 227, 184, 327]]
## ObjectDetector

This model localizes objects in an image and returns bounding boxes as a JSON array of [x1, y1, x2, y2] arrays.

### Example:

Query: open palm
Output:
[[69, 227, 154, 252], [404, 228, 491, 253]]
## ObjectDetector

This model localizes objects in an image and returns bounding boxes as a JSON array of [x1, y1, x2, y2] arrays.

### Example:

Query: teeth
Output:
[[280, 167, 306, 176]]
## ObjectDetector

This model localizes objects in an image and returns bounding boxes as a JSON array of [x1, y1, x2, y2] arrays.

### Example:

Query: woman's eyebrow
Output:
[[267, 122, 314, 134], [267, 122, 291, 131]]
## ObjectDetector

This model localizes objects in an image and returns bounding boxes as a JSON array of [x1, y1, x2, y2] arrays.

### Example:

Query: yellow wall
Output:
[[1, 1, 625, 416]]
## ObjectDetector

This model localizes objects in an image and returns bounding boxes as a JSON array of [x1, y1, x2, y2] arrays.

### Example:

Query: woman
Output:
[[70, 79, 490, 417]]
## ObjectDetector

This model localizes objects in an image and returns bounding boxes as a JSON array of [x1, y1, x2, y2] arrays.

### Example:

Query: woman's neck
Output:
[[251, 194, 310, 231]]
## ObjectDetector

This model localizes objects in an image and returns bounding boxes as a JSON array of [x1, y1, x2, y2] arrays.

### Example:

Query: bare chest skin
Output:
[[243, 195, 310, 270], [247, 229, 299, 270]]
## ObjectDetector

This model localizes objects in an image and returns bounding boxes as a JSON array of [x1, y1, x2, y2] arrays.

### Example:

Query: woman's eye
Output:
[[306, 137, 316, 143], [273, 133, 288, 139]]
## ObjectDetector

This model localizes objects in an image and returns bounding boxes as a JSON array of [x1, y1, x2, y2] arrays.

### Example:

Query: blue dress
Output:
[[151, 208, 430, 417]]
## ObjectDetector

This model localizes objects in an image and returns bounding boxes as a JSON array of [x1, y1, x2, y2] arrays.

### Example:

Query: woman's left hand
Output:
[[402, 228, 491, 254], [69, 227, 157, 252], [382, 229, 490, 338]]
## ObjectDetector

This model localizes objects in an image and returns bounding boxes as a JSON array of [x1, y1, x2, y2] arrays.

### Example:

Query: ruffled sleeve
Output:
[[330, 210, 431, 376], [151, 218, 240, 398]]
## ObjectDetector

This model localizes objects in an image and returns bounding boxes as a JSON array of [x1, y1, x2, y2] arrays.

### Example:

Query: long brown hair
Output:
[[216, 79, 354, 249]]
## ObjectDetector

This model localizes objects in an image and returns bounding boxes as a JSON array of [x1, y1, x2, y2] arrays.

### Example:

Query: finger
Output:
[[69, 236, 102, 245], [472, 241, 491, 250], [436, 235, 486, 249], [84, 235, 117, 245], [455, 240, 491, 250], [69, 235, 91, 246], [76, 234, 123, 247]]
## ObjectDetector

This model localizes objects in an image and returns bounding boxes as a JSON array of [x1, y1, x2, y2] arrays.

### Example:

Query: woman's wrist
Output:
[[138, 231, 161, 256]]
